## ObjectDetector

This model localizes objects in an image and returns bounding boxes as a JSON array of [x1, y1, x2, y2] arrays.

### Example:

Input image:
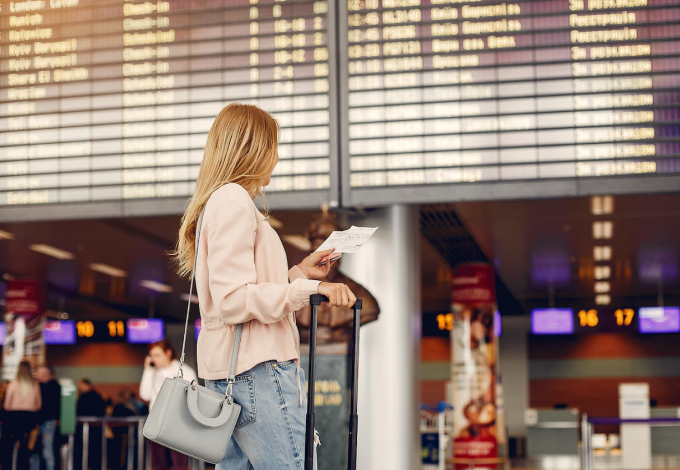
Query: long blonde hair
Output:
[[16, 361, 36, 396], [173, 103, 279, 277]]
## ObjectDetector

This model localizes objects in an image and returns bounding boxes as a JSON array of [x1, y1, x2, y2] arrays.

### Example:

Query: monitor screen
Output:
[[2, 1, 680, 221], [531, 308, 575, 335], [0, 323, 5, 345], [0, 0, 338, 220], [44, 320, 76, 345], [126, 318, 164, 343], [638, 307, 680, 334], [494, 310, 501, 338], [340, 1, 680, 206]]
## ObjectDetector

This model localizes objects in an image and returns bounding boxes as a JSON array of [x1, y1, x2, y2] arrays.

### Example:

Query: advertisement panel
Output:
[[451, 264, 498, 465], [2, 280, 45, 381]]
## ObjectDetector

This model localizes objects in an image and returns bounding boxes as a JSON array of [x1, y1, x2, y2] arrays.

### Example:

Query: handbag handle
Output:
[[178, 208, 243, 398], [186, 381, 236, 427]]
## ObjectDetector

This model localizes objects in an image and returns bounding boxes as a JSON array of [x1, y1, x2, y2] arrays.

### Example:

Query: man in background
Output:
[[36, 365, 61, 470], [109, 389, 140, 470], [74, 378, 106, 470]]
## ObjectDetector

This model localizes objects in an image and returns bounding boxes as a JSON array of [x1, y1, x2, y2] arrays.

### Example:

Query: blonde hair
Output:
[[16, 361, 36, 396], [173, 103, 279, 277]]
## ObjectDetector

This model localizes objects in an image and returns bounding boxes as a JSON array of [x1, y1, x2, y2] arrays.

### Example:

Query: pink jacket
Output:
[[3, 381, 41, 412], [195, 183, 321, 380]]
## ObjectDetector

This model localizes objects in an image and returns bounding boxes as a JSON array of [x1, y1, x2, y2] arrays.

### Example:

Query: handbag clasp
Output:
[[225, 379, 234, 404]]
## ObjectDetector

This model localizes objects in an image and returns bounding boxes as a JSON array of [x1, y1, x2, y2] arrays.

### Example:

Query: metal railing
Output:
[[69, 416, 205, 470], [580, 415, 680, 470]]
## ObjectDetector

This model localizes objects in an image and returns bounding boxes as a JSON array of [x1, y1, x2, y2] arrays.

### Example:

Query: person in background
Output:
[[0, 361, 42, 470], [139, 339, 196, 470], [0, 380, 9, 467], [129, 391, 147, 415], [36, 365, 61, 470], [74, 378, 106, 470], [109, 389, 140, 470]]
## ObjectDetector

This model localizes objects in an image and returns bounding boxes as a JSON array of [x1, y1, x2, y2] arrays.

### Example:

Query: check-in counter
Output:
[[651, 408, 680, 456], [526, 408, 580, 457]]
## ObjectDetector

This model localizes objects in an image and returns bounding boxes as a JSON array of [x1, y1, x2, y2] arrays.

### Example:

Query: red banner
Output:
[[451, 263, 496, 303], [6, 280, 41, 315], [451, 263, 498, 466]]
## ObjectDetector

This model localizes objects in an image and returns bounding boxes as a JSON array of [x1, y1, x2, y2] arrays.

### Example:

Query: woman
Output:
[[174, 103, 356, 470], [140, 339, 196, 470], [0, 361, 42, 470]]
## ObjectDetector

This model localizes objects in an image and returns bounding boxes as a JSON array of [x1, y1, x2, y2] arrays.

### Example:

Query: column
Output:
[[498, 315, 530, 440], [340, 205, 420, 470]]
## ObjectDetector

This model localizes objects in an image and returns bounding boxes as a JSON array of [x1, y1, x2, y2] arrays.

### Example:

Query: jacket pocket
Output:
[[198, 326, 236, 375]]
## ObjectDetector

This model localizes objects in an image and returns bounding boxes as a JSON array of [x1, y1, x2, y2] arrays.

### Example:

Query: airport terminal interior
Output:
[[1, 0, 680, 469]]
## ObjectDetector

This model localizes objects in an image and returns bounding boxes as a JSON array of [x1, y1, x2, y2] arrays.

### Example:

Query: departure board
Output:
[[0, 0, 338, 219], [340, 0, 680, 205]]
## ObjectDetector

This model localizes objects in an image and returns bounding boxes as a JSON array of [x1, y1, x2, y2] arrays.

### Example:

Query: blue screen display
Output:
[[531, 308, 575, 335]]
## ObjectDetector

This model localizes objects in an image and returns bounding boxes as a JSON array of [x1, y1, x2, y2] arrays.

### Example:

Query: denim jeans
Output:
[[205, 360, 318, 470], [40, 420, 57, 470]]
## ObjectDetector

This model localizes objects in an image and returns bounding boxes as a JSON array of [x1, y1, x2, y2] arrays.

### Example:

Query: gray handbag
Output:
[[143, 210, 242, 464]]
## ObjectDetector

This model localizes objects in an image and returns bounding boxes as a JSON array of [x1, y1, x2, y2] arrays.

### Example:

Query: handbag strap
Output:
[[178, 207, 243, 399]]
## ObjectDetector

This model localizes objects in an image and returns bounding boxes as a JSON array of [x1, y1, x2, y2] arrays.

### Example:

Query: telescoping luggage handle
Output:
[[305, 294, 363, 470]]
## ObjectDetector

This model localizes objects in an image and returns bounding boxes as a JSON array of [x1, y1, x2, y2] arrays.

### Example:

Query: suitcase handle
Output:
[[305, 295, 363, 470], [310, 294, 363, 310]]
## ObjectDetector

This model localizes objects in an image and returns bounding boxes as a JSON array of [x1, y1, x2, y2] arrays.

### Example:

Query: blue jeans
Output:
[[40, 420, 57, 470], [205, 360, 318, 470]]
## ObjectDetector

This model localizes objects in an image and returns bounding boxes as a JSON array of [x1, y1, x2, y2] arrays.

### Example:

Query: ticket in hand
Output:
[[314, 226, 378, 265]]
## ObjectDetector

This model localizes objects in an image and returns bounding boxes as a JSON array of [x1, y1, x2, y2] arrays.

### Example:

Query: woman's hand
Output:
[[318, 282, 357, 308], [296, 248, 342, 280]]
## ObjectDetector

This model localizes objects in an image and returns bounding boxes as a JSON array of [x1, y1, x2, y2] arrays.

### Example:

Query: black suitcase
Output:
[[305, 294, 363, 470]]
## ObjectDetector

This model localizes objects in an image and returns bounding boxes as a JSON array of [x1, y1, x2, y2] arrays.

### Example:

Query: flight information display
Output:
[[341, 0, 680, 205], [0, 0, 337, 213]]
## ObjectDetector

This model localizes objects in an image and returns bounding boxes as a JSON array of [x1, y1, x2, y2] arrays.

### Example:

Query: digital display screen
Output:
[[74, 320, 127, 342], [194, 318, 201, 341], [43, 319, 76, 345], [126, 318, 164, 343], [422, 311, 500, 337], [574, 307, 637, 333], [0, 322, 5, 345], [0, 0, 337, 215], [341, 0, 680, 205], [531, 308, 574, 335], [638, 306, 680, 334], [3, 0, 680, 215]]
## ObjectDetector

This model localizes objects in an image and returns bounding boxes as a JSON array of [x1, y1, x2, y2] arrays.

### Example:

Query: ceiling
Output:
[[1, 192, 676, 323], [0, 206, 452, 323], [454, 194, 680, 312]]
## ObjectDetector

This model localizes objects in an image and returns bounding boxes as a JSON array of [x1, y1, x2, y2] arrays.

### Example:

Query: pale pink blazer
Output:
[[195, 183, 320, 380]]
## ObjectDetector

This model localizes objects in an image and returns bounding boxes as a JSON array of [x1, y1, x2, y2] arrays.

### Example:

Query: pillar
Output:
[[340, 205, 421, 470]]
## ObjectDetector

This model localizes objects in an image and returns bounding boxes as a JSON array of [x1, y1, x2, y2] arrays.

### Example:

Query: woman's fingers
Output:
[[341, 285, 349, 307], [312, 248, 335, 265], [317, 282, 357, 308]]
